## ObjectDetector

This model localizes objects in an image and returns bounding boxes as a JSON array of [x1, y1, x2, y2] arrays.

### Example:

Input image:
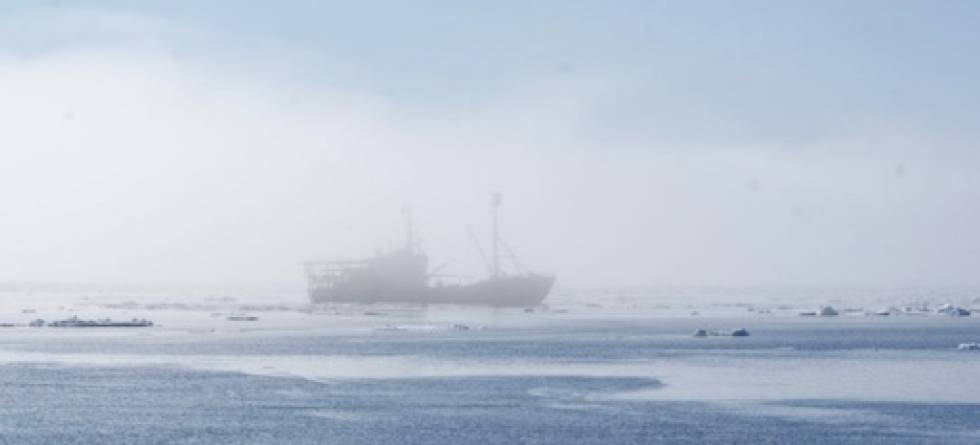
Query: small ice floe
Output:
[[870, 309, 891, 316], [450, 323, 470, 331], [692, 328, 749, 337], [374, 324, 408, 332], [48, 316, 154, 327], [820, 306, 839, 316], [902, 303, 931, 314], [936, 304, 971, 317], [900, 306, 927, 316], [957, 343, 979, 351]]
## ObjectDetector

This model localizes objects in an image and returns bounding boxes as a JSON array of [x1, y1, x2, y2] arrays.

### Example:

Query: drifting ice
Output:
[[731, 328, 750, 337], [819, 306, 839, 316], [693, 328, 750, 337], [937, 304, 971, 317]]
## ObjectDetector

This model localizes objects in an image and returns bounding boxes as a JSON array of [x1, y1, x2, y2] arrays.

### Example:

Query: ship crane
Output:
[[467, 226, 493, 277], [488, 192, 528, 277], [467, 193, 530, 278], [496, 237, 528, 275], [491, 192, 501, 278]]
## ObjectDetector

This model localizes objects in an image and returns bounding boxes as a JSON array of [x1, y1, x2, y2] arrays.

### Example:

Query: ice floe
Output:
[[936, 304, 971, 317], [692, 328, 749, 337]]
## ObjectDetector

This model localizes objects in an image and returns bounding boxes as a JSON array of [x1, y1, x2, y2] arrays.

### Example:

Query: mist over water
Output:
[[0, 3, 979, 289]]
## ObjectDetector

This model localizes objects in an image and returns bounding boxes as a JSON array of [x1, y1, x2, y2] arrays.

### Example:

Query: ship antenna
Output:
[[491, 193, 501, 278]]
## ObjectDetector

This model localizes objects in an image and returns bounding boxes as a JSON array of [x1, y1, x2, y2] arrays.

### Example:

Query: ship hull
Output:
[[309, 274, 554, 307]]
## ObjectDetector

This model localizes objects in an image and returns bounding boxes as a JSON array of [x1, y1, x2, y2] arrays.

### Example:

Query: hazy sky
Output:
[[1, 1, 979, 287]]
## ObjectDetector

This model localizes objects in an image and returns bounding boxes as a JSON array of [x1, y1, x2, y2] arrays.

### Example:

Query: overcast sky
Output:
[[0, 1, 978, 287]]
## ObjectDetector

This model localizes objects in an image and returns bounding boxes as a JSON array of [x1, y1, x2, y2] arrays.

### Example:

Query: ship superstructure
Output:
[[304, 195, 553, 306]]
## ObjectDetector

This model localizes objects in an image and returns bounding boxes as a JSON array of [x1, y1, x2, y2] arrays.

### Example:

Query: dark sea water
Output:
[[0, 316, 978, 444]]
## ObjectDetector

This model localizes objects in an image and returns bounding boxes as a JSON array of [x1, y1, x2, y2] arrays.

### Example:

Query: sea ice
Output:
[[730, 328, 750, 337], [937, 304, 971, 316], [819, 306, 839, 316], [692, 328, 749, 337]]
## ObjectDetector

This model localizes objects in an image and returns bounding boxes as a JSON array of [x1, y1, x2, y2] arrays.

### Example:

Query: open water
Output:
[[0, 311, 977, 444]]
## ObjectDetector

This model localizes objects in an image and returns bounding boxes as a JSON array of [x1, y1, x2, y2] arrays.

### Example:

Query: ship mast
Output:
[[491, 193, 501, 278], [401, 206, 415, 253]]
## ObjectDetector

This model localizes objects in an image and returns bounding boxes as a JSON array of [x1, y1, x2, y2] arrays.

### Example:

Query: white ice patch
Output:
[[595, 352, 980, 404], [0, 348, 978, 405], [304, 410, 365, 422], [0, 350, 653, 382], [712, 401, 899, 425]]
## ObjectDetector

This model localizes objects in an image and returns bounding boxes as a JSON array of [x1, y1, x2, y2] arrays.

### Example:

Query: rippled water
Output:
[[0, 314, 978, 444]]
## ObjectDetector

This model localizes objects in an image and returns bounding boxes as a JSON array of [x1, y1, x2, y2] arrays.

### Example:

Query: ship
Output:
[[304, 194, 554, 306]]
